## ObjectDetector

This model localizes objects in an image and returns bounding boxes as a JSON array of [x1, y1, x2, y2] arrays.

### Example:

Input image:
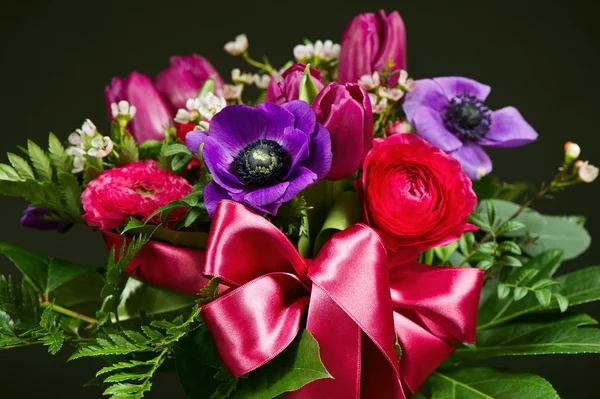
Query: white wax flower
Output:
[[197, 92, 227, 120], [72, 155, 85, 174], [223, 84, 244, 101], [224, 34, 248, 56], [397, 70, 417, 92], [253, 74, 271, 89], [293, 43, 314, 62], [378, 86, 404, 101], [81, 119, 97, 137], [174, 98, 200, 124], [314, 40, 341, 61], [111, 100, 137, 118], [358, 72, 380, 91], [231, 68, 254, 85], [564, 141, 581, 159], [87, 136, 114, 158], [368, 93, 388, 114], [578, 161, 599, 183]]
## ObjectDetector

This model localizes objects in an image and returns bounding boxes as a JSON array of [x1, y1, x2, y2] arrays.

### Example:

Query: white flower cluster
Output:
[[224, 34, 248, 56], [66, 119, 114, 173], [293, 40, 341, 63], [358, 70, 416, 114], [175, 92, 227, 124], [111, 100, 137, 119], [231, 68, 271, 90]]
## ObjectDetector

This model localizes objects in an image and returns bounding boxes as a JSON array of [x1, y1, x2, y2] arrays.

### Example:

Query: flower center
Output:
[[235, 139, 289, 186], [444, 95, 492, 141]]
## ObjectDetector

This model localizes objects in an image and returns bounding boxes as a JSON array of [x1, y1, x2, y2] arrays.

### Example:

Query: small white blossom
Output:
[[224, 34, 248, 56], [293, 43, 315, 62], [397, 70, 417, 92], [222, 84, 244, 101], [111, 100, 137, 118], [197, 92, 227, 120], [66, 146, 86, 157], [253, 74, 271, 89], [81, 119, 96, 136], [72, 155, 85, 174], [578, 161, 599, 183], [314, 40, 341, 62], [368, 93, 388, 114], [87, 136, 114, 158], [378, 86, 404, 102], [564, 141, 581, 159], [68, 132, 83, 146], [174, 98, 201, 124], [231, 68, 255, 85], [358, 72, 380, 91], [194, 120, 211, 132]]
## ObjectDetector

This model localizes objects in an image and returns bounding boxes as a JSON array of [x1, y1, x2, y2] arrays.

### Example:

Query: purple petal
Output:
[[282, 100, 316, 133], [433, 77, 491, 101], [403, 79, 449, 121], [302, 123, 332, 181], [280, 166, 318, 203], [185, 131, 207, 155], [201, 136, 244, 192], [203, 183, 232, 218], [208, 105, 270, 154], [412, 107, 463, 152], [449, 142, 493, 180], [242, 182, 289, 207], [281, 128, 310, 179], [477, 106, 538, 148], [256, 102, 296, 142]]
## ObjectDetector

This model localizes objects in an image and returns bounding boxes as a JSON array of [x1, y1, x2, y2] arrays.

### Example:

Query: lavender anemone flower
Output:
[[186, 100, 332, 216], [403, 77, 538, 180]]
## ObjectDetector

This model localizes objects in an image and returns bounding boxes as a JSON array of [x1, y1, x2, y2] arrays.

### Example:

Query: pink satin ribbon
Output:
[[103, 201, 483, 398]]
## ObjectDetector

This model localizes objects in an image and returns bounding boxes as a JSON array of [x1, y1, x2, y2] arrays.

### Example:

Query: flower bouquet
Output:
[[1, 9, 598, 399]]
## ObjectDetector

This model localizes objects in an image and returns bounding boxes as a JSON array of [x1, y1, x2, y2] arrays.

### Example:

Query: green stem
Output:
[[424, 249, 434, 265], [40, 302, 98, 326], [242, 52, 273, 74], [0, 338, 92, 351]]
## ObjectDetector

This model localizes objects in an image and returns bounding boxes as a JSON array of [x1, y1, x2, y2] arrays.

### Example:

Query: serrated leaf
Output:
[[43, 328, 64, 354], [497, 284, 510, 299], [453, 314, 600, 363], [500, 255, 522, 267], [165, 143, 192, 156], [496, 220, 526, 236], [485, 200, 495, 225], [467, 212, 490, 231], [428, 367, 559, 399], [27, 140, 53, 181], [476, 242, 496, 254], [141, 326, 164, 341], [58, 172, 83, 220], [48, 133, 72, 174], [97, 360, 154, 376], [172, 154, 194, 171], [119, 134, 139, 165], [104, 371, 150, 383], [103, 382, 145, 395], [0, 164, 21, 181], [530, 278, 560, 290], [7, 153, 35, 180], [232, 330, 332, 399]]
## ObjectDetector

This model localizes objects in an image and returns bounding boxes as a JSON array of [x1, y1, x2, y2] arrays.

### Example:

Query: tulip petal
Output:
[[373, 10, 407, 86], [338, 13, 381, 84], [449, 142, 492, 180], [477, 106, 538, 148]]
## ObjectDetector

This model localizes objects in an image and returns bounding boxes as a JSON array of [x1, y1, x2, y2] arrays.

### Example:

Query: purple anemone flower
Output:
[[186, 100, 332, 216], [403, 77, 538, 180], [20, 207, 72, 232]]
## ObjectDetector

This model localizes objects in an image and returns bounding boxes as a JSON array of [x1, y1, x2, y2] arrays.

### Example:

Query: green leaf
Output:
[[553, 266, 600, 307], [0, 164, 20, 181], [165, 143, 192, 157], [57, 172, 83, 220], [497, 284, 510, 299], [48, 133, 72, 174], [513, 286, 529, 301], [232, 330, 332, 399], [197, 79, 215, 97], [298, 64, 320, 105], [27, 140, 53, 182], [313, 191, 362, 256], [534, 288, 552, 307], [496, 221, 526, 236], [7, 153, 35, 180], [485, 200, 495, 226], [172, 154, 194, 172], [434, 242, 460, 264], [467, 212, 490, 231], [476, 260, 493, 271], [472, 175, 533, 202], [119, 134, 139, 165], [116, 279, 196, 321], [500, 255, 522, 267], [0, 242, 89, 294], [452, 314, 600, 363], [523, 214, 591, 260], [553, 293, 569, 312], [428, 367, 559, 399], [139, 140, 163, 160], [498, 241, 522, 255], [477, 250, 564, 330], [476, 199, 546, 238], [174, 334, 222, 399], [459, 233, 475, 256], [43, 328, 64, 354]]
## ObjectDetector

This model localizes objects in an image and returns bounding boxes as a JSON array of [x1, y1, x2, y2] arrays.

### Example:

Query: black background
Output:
[[1, 0, 599, 397]]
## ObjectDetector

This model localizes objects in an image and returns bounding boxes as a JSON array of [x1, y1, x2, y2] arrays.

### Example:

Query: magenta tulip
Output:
[[265, 63, 324, 105], [156, 55, 225, 112], [338, 10, 407, 85], [312, 82, 373, 180], [105, 72, 172, 144]]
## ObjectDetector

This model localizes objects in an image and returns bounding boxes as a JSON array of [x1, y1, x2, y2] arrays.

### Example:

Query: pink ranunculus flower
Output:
[[358, 134, 477, 252], [82, 161, 193, 230]]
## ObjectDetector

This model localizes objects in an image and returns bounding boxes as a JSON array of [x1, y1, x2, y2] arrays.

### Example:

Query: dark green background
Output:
[[1, 0, 598, 397]]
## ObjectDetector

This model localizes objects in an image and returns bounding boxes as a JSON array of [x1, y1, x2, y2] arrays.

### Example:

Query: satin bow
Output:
[[200, 201, 484, 398]]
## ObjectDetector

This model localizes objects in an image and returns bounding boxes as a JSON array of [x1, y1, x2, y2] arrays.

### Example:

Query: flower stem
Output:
[[40, 302, 98, 326], [242, 52, 273, 74]]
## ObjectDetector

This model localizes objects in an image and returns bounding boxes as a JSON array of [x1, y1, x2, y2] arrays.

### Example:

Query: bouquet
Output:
[[1, 9, 598, 399]]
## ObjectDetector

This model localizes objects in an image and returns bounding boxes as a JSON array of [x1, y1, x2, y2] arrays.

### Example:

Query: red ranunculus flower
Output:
[[359, 133, 477, 252]]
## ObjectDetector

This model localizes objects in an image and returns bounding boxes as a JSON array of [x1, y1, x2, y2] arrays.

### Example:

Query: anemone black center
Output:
[[444, 95, 492, 141], [235, 139, 289, 186]]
